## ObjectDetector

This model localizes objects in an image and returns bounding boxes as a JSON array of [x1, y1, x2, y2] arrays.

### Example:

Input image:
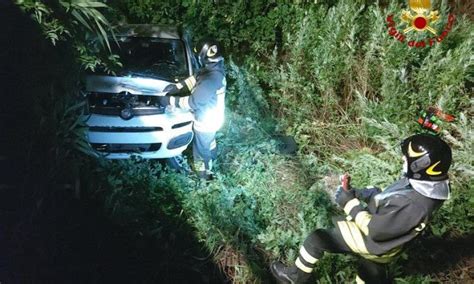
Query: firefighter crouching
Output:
[[162, 39, 226, 180], [271, 134, 452, 283]]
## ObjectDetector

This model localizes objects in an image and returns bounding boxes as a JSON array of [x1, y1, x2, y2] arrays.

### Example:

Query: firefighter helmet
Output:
[[197, 39, 223, 65], [401, 134, 452, 181]]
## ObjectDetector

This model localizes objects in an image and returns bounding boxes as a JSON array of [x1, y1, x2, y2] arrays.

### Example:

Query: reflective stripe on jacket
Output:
[[336, 178, 444, 262], [190, 61, 226, 132]]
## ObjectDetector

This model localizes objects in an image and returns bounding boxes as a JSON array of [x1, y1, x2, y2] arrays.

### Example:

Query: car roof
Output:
[[114, 24, 182, 40]]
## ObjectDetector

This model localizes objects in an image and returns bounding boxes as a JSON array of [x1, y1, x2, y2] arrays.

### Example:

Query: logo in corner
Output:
[[401, 0, 439, 34], [386, 1, 456, 48]]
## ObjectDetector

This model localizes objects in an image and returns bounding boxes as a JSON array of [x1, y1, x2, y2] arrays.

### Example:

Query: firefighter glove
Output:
[[335, 186, 356, 208], [355, 186, 381, 201], [163, 83, 179, 95]]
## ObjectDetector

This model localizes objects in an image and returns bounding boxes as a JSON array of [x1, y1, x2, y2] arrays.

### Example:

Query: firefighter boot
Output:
[[271, 261, 311, 284], [197, 170, 214, 181]]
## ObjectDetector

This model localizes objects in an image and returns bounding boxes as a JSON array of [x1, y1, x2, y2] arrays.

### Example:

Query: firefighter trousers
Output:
[[192, 129, 217, 173], [296, 228, 391, 284]]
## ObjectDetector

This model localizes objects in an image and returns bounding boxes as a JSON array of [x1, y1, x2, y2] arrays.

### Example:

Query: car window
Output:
[[93, 37, 189, 81]]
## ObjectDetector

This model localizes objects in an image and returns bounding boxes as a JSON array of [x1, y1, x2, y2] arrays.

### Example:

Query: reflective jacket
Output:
[[336, 178, 444, 263], [168, 61, 226, 133]]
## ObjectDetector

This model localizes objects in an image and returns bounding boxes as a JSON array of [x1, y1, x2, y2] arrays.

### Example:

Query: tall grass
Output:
[[23, 0, 472, 282], [96, 0, 474, 282]]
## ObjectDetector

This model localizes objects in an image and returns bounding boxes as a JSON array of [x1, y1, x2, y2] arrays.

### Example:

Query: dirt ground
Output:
[[403, 234, 474, 283]]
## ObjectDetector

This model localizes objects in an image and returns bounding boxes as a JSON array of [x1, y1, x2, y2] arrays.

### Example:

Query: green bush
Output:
[[101, 1, 473, 282], [24, 0, 471, 282]]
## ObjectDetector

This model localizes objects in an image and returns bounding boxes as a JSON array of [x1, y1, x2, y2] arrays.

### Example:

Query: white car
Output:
[[83, 25, 198, 164]]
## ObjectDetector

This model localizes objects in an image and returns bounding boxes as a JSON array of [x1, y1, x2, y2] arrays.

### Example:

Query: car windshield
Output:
[[95, 37, 189, 81]]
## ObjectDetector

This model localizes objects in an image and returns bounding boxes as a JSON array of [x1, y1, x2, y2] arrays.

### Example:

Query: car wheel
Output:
[[166, 155, 191, 173]]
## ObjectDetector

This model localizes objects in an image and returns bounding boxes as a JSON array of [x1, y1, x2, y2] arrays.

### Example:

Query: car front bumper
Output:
[[84, 108, 194, 159]]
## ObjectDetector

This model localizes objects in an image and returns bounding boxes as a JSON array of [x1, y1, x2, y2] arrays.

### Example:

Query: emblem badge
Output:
[[401, 0, 440, 34]]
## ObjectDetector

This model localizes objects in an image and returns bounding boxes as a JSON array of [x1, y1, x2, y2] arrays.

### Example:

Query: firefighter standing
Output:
[[271, 134, 452, 283], [162, 40, 226, 180]]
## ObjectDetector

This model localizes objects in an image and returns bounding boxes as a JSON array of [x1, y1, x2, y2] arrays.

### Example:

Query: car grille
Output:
[[91, 143, 162, 153], [89, 106, 165, 116], [89, 126, 163, 132], [171, 121, 193, 129], [88, 92, 165, 116]]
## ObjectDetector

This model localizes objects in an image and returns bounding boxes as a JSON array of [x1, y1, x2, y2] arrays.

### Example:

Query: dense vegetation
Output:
[[6, 0, 473, 282]]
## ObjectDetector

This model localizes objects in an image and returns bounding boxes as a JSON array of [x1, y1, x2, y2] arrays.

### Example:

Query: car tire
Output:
[[166, 155, 191, 173]]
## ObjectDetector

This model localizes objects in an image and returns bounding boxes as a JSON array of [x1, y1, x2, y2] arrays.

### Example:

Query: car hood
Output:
[[85, 75, 172, 95]]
